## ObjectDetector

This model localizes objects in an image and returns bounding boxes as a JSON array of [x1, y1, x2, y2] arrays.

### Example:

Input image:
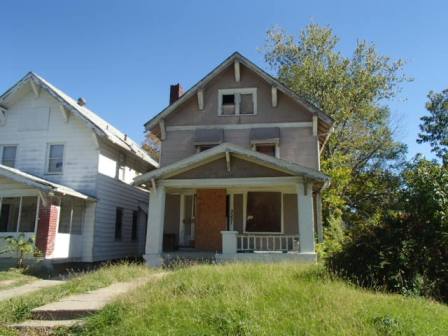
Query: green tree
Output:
[[263, 24, 408, 234], [417, 89, 448, 165]]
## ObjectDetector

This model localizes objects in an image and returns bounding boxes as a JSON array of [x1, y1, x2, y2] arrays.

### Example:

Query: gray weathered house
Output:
[[135, 52, 333, 266]]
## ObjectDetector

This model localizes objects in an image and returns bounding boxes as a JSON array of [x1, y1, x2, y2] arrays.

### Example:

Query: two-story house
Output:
[[0, 72, 158, 263], [135, 52, 333, 266]]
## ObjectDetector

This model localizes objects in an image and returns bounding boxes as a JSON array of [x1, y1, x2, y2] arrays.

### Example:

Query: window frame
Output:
[[58, 198, 84, 235], [241, 191, 284, 234], [252, 143, 280, 158], [217, 88, 257, 116], [0, 145, 18, 168], [46, 143, 65, 175], [0, 196, 40, 233]]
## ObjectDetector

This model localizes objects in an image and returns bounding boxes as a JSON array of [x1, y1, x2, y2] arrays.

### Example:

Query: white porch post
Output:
[[144, 185, 166, 267], [297, 182, 315, 254]]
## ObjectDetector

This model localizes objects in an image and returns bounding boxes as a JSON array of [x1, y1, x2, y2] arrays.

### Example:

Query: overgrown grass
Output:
[[75, 263, 448, 336], [0, 261, 154, 336], [0, 268, 37, 290]]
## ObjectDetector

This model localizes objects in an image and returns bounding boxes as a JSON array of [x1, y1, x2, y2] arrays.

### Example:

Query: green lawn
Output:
[[0, 262, 154, 336], [77, 263, 448, 336], [0, 262, 447, 336], [0, 268, 37, 290]]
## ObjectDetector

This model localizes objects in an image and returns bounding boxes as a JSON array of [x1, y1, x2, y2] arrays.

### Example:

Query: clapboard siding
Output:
[[0, 83, 154, 262], [0, 87, 98, 195], [161, 127, 317, 169], [93, 174, 148, 261]]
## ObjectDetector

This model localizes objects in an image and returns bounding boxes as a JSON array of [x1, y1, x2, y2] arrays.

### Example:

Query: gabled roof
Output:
[[144, 52, 334, 132], [0, 72, 159, 168], [133, 143, 329, 185], [0, 164, 94, 200]]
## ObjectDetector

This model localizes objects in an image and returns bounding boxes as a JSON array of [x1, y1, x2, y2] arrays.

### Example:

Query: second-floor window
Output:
[[47, 144, 64, 174], [254, 144, 277, 157], [1, 145, 17, 167], [218, 88, 257, 116]]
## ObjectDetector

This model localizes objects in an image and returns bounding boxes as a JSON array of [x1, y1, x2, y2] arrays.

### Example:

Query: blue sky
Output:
[[1, 0, 446, 160]]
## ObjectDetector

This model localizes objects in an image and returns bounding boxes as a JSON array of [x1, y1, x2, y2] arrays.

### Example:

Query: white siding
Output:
[[93, 174, 148, 261], [0, 87, 99, 196]]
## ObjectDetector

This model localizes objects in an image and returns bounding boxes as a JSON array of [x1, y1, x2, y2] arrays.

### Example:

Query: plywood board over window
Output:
[[245, 192, 282, 233]]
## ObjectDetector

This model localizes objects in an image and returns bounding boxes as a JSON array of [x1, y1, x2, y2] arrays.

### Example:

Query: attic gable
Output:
[[0, 72, 158, 168], [145, 52, 333, 135]]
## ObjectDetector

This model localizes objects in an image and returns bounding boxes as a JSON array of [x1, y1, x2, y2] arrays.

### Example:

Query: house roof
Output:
[[0, 164, 94, 200], [144, 52, 334, 133], [0, 72, 159, 168], [133, 142, 329, 186]]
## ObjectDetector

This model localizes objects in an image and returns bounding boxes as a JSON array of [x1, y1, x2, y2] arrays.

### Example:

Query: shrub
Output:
[[327, 158, 448, 302]]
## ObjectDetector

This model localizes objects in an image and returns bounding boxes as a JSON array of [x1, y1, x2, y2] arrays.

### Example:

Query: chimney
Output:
[[77, 97, 87, 106], [169, 84, 184, 104]]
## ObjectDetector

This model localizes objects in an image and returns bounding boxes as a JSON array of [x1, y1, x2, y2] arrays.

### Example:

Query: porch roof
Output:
[[0, 164, 95, 200], [133, 143, 329, 186]]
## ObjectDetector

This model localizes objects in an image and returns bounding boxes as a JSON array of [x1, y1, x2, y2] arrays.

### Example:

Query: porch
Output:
[[144, 176, 321, 266], [133, 143, 328, 267], [0, 164, 95, 262]]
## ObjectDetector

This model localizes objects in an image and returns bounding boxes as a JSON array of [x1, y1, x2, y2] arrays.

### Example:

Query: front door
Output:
[[179, 194, 196, 247]]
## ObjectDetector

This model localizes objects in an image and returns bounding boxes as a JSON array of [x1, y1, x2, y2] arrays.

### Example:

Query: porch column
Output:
[[35, 199, 60, 258], [315, 192, 323, 243], [297, 182, 315, 254], [144, 185, 166, 267]]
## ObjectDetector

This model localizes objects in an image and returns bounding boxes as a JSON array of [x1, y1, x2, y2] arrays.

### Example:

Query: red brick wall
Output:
[[35, 202, 60, 257], [195, 189, 227, 252]]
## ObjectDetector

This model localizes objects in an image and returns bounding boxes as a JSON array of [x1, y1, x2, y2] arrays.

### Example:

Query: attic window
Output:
[[218, 88, 257, 116]]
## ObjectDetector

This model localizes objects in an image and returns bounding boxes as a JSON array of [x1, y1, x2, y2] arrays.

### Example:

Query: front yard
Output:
[[0, 262, 447, 335]]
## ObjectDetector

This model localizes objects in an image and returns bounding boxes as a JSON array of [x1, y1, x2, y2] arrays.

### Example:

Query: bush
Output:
[[327, 158, 448, 302]]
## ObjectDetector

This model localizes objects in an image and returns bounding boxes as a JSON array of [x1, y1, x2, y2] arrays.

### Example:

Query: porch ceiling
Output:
[[0, 164, 95, 200]]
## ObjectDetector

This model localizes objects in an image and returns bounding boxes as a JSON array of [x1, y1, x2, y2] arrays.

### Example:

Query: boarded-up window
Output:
[[221, 94, 236, 115], [245, 192, 281, 233], [240, 94, 254, 114]]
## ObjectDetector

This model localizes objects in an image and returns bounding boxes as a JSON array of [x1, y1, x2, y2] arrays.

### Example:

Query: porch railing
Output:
[[237, 234, 299, 253]]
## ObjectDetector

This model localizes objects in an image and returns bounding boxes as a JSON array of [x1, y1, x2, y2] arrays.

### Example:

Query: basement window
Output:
[[218, 88, 257, 116]]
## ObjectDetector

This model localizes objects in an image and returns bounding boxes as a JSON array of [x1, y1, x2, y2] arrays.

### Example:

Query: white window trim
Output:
[[0, 144, 18, 168], [251, 143, 280, 159], [217, 88, 257, 116], [46, 143, 65, 175], [241, 191, 284, 234], [0, 196, 40, 233]]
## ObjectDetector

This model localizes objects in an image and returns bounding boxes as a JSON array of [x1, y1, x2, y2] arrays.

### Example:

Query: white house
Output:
[[0, 72, 158, 263]]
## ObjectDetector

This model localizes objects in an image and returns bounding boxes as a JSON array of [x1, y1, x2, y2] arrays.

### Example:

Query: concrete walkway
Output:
[[0, 279, 64, 302], [9, 272, 166, 332]]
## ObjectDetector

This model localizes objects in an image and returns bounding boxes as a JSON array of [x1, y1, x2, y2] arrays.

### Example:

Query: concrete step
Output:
[[9, 319, 84, 331]]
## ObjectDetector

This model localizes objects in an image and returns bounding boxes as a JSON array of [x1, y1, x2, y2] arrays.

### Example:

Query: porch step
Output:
[[9, 319, 84, 332]]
